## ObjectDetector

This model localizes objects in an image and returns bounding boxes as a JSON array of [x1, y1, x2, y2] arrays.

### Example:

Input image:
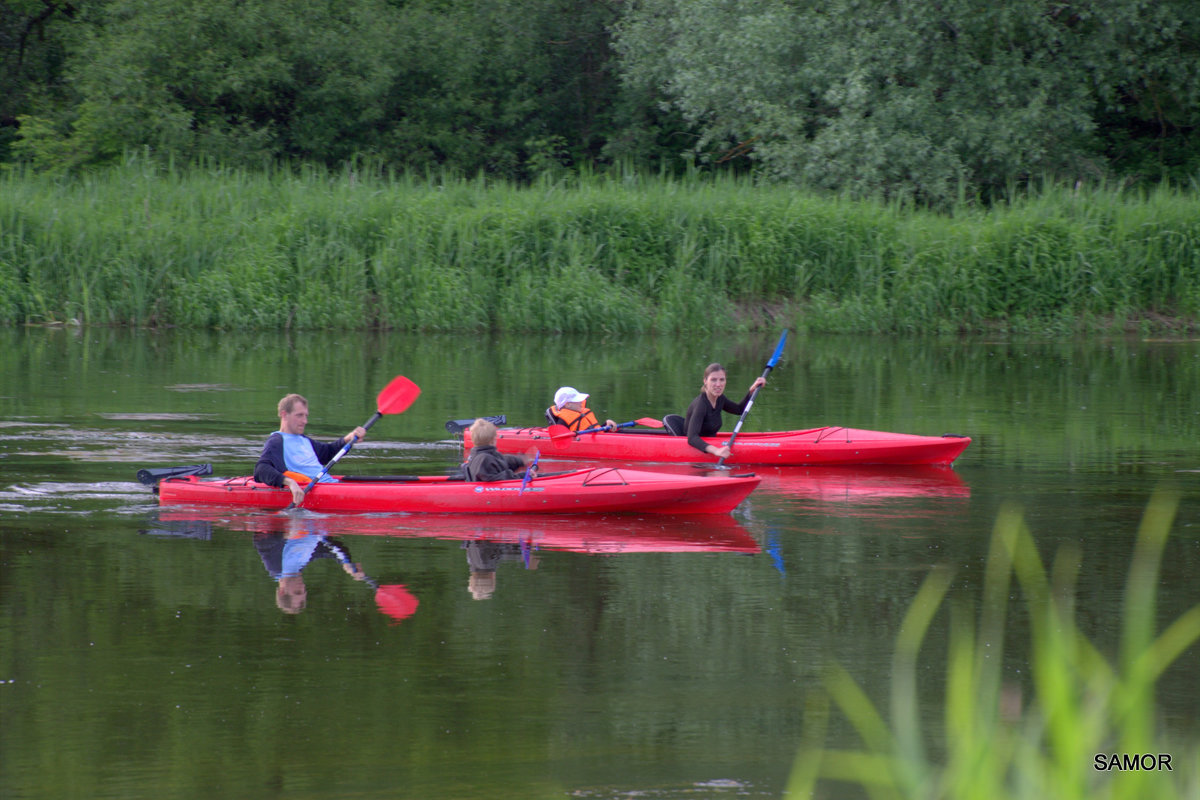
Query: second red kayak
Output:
[[463, 425, 971, 467]]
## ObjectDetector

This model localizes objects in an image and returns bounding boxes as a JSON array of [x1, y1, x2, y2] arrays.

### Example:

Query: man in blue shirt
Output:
[[254, 393, 368, 505]]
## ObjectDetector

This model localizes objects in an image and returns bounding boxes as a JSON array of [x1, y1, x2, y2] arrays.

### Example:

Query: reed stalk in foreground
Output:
[[788, 490, 1200, 800]]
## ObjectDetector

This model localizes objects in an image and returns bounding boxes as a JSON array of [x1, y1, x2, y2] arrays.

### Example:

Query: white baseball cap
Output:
[[554, 386, 589, 408]]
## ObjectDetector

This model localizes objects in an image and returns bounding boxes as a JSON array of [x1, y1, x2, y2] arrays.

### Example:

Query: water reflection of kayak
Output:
[[151, 466, 760, 514], [465, 425, 972, 466], [150, 508, 761, 555], [680, 463, 969, 501]]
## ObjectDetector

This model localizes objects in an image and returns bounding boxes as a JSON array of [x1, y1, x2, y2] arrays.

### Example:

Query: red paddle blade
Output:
[[547, 423, 574, 441], [635, 417, 664, 428], [547, 424, 583, 450], [376, 376, 421, 415], [375, 584, 419, 621]]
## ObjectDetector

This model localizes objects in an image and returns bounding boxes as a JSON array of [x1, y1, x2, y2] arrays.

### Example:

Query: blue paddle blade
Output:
[[766, 330, 788, 368], [519, 449, 540, 496]]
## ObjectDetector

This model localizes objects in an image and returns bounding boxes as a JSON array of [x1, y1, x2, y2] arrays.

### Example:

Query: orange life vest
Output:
[[550, 404, 601, 432]]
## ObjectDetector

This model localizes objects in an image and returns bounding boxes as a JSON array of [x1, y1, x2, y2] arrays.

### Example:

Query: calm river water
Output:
[[1, 326, 1198, 799]]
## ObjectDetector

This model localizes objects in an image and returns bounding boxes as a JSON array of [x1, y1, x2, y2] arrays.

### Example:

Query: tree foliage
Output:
[[3, 0, 1198, 203], [614, 0, 1200, 205], [0, 1, 83, 160], [6, 0, 641, 177]]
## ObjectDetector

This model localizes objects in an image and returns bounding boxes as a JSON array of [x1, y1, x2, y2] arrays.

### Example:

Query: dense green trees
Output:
[[2, 0, 1198, 203], [615, 0, 1200, 205]]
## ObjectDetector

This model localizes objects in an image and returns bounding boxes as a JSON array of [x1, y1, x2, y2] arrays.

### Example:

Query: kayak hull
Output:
[[466, 426, 971, 466], [156, 467, 760, 514]]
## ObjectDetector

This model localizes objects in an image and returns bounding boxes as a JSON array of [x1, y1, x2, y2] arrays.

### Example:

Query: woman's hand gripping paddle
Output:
[[715, 330, 788, 468], [282, 375, 421, 511]]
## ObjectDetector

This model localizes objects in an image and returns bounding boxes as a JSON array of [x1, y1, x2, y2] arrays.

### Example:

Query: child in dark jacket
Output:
[[464, 418, 532, 481]]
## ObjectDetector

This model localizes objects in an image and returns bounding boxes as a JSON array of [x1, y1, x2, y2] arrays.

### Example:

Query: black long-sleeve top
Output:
[[683, 390, 753, 454]]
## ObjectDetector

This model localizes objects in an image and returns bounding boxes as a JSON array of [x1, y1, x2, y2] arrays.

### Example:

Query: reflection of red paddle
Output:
[[284, 375, 421, 510], [338, 558, 419, 622], [370, 581, 419, 622]]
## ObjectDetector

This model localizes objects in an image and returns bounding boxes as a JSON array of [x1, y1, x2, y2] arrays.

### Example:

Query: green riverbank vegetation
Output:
[[788, 489, 1200, 799], [2, 161, 1199, 334]]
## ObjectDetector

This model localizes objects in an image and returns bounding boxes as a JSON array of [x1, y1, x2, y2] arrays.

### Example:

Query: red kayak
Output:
[[463, 426, 971, 467], [154, 466, 760, 514]]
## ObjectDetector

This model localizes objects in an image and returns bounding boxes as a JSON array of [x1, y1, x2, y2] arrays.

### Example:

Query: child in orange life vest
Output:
[[550, 386, 617, 432]]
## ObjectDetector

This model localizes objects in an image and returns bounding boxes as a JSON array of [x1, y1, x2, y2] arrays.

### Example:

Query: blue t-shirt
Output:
[[278, 432, 336, 482]]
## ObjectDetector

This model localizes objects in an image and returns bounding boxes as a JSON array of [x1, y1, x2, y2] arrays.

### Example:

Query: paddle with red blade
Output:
[[715, 330, 788, 468], [283, 375, 421, 511]]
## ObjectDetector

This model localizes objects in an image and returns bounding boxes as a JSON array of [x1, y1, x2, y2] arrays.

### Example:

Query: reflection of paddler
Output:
[[255, 523, 365, 614], [464, 539, 538, 600], [254, 517, 418, 621]]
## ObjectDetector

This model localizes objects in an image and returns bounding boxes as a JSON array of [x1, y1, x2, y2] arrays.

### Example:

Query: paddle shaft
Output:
[[552, 417, 664, 439], [571, 420, 635, 436], [519, 449, 540, 496], [716, 330, 788, 468]]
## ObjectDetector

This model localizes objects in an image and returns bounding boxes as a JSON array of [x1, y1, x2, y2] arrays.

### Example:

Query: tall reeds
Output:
[[787, 489, 1200, 799], [2, 160, 1198, 332]]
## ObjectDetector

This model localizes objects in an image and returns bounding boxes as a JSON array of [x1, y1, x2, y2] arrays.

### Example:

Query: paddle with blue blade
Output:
[[282, 375, 421, 511], [548, 417, 663, 443], [519, 449, 540, 497], [714, 330, 788, 468]]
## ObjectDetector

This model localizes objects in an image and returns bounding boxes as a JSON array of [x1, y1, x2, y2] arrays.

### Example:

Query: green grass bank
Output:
[[2, 161, 1199, 333]]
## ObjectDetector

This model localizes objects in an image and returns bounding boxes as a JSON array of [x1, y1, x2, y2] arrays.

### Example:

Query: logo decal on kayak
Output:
[[473, 486, 543, 493]]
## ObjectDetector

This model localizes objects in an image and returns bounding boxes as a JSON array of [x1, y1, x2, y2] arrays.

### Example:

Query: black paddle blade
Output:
[[136, 464, 213, 486], [445, 415, 507, 435]]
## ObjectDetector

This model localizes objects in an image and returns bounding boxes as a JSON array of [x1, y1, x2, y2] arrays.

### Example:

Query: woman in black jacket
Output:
[[682, 363, 766, 459]]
